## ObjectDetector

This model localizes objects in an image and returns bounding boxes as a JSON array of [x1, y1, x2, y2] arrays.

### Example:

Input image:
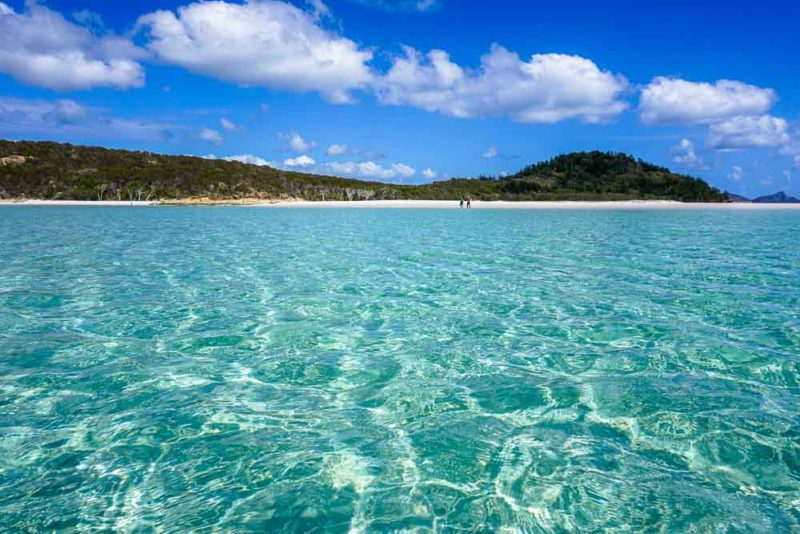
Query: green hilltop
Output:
[[0, 139, 728, 202]]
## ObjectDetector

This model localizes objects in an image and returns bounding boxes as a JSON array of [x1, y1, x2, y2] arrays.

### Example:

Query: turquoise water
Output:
[[1, 206, 799, 532]]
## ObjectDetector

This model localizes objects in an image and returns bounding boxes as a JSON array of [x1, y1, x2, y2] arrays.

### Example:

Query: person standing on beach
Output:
[[460, 196, 464, 208], [466, 195, 472, 209]]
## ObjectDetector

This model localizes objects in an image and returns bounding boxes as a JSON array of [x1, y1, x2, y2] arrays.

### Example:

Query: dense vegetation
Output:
[[0, 140, 728, 202], [503, 152, 728, 201]]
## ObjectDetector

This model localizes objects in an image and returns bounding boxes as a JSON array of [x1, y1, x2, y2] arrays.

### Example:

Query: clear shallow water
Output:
[[1, 206, 799, 532]]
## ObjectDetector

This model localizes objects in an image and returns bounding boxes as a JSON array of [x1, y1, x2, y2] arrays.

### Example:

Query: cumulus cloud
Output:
[[639, 77, 798, 159], [202, 150, 422, 182], [670, 138, 707, 170], [639, 77, 776, 125], [327, 143, 349, 156], [376, 45, 628, 124], [220, 118, 237, 131], [279, 132, 315, 153], [0, 97, 172, 140], [284, 154, 317, 167], [728, 166, 743, 181], [137, 0, 373, 103], [203, 153, 276, 166], [200, 128, 223, 145], [482, 146, 498, 159], [0, 2, 145, 91], [707, 115, 790, 150], [224, 154, 273, 166], [322, 160, 416, 181], [391, 162, 415, 177]]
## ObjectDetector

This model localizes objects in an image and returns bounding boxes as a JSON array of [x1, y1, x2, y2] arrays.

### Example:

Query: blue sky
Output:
[[0, 0, 798, 196]]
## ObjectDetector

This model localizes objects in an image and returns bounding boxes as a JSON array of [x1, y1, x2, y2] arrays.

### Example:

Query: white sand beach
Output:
[[3, 199, 800, 209], [258, 200, 800, 210], [0, 200, 158, 206]]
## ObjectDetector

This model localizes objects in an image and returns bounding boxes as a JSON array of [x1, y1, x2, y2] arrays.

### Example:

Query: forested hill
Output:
[[0, 140, 728, 202], [504, 152, 727, 201]]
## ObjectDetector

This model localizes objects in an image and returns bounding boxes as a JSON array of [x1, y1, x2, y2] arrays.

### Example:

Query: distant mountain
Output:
[[726, 193, 751, 202], [0, 140, 728, 202], [752, 191, 800, 203]]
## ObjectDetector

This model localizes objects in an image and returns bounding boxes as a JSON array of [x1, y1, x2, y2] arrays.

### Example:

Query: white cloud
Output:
[[224, 154, 419, 181], [483, 146, 498, 159], [52, 99, 89, 123], [225, 154, 273, 166], [327, 143, 349, 156], [180, 151, 423, 182], [422, 168, 436, 179], [0, 97, 172, 141], [707, 115, 790, 150], [639, 77, 776, 125], [0, 2, 145, 91], [279, 132, 315, 153], [796, 155, 800, 169], [306, 0, 331, 20], [138, 0, 373, 103], [728, 166, 743, 181], [72, 9, 105, 31], [198, 153, 277, 167], [200, 128, 223, 145], [376, 45, 628, 124], [284, 154, 317, 167], [220, 118, 237, 131], [640, 78, 797, 159], [670, 138, 707, 169], [392, 163, 416, 177], [322, 160, 416, 181]]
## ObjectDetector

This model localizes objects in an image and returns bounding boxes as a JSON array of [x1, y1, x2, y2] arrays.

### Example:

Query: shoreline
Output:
[[0, 199, 159, 207], [2, 199, 800, 209], [253, 200, 800, 210]]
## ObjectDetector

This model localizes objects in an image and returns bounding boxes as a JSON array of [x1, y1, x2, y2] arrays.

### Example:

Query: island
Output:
[[0, 139, 728, 203]]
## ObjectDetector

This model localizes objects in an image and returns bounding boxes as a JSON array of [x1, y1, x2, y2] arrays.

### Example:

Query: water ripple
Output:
[[1, 207, 799, 531]]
